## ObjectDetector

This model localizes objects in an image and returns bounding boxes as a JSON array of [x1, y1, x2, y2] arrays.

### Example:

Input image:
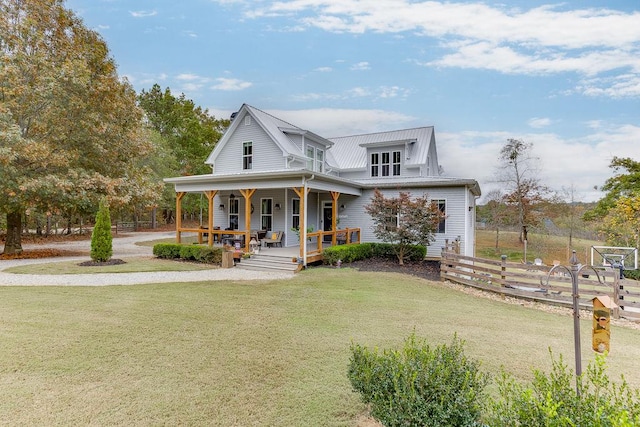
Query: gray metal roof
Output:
[[327, 127, 435, 170]]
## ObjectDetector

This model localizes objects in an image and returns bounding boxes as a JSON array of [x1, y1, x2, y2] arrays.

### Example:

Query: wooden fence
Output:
[[441, 249, 640, 321]]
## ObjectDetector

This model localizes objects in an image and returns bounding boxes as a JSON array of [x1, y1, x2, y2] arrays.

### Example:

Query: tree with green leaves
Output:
[[90, 200, 113, 262], [495, 138, 550, 243], [585, 157, 640, 248], [0, 0, 162, 254], [364, 189, 443, 265], [138, 84, 229, 176]]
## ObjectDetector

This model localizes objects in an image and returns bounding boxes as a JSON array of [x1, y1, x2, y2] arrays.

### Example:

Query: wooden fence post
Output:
[[613, 268, 621, 319], [500, 255, 508, 287]]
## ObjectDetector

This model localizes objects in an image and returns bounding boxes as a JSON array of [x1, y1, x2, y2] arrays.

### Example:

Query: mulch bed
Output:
[[337, 258, 441, 281], [0, 249, 87, 260]]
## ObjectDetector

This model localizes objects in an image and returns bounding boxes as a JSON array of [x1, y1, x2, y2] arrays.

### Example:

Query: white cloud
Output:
[[243, 1, 640, 97], [176, 73, 204, 81], [313, 66, 333, 72], [528, 117, 552, 128], [211, 77, 253, 91], [438, 124, 640, 202], [350, 61, 370, 71], [129, 10, 157, 18]]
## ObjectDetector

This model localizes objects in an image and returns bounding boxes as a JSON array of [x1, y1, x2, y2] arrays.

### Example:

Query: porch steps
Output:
[[235, 253, 301, 273]]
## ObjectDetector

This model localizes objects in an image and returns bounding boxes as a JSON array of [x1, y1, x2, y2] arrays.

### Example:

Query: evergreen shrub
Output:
[[90, 200, 113, 262]]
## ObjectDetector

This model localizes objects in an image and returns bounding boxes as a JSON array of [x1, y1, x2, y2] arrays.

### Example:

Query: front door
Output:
[[322, 202, 333, 242]]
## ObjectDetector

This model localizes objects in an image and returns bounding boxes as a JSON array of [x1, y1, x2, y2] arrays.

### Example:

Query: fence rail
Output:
[[441, 249, 640, 321]]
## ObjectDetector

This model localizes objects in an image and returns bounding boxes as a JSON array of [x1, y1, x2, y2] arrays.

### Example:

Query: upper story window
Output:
[[243, 141, 252, 170], [305, 145, 324, 172], [371, 150, 401, 177]]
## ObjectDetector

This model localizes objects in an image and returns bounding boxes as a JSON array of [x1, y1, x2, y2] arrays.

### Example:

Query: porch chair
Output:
[[262, 231, 284, 248]]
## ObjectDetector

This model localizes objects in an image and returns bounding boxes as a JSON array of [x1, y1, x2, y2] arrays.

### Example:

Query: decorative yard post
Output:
[[543, 250, 603, 396]]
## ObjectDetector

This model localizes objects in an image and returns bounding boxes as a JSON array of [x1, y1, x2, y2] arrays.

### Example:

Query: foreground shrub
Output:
[[348, 333, 488, 427], [90, 200, 113, 262], [486, 351, 640, 426]]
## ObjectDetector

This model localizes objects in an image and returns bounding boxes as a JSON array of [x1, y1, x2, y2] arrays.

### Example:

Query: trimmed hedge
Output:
[[322, 242, 427, 265], [153, 243, 222, 264]]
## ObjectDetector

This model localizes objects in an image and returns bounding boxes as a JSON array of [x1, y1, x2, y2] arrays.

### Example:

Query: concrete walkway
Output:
[[0, 232, 294, 286]]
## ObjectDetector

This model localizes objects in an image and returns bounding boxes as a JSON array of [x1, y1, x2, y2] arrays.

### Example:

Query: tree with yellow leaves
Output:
[[0, 0, 162, 254]]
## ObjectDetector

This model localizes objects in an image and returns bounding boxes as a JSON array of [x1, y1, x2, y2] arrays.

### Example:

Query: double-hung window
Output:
[[306, 146, 324, 172], [371, 153, 379, 177], [229, 198, 239, 230], [291, 198, 300, 230], [243, 141, 252, 170], [392, 151, 401, 176], [261, 198, 273, 231], [434, 199, 446, 233]]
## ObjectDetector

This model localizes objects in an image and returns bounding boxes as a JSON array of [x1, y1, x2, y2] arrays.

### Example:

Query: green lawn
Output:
[[4, 256, 215, 274], [1, 268, 639, 426]]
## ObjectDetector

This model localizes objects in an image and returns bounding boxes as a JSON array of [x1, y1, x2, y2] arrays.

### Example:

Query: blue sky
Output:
[[67, 0, 640, 202]]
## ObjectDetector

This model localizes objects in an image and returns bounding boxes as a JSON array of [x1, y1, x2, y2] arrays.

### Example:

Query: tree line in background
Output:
[[0, 0, 228, 255], [1, 0, 638, 256]]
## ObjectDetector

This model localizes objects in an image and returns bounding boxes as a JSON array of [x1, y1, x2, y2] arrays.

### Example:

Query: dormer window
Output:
[[243, 141, 252, 170], [371, 150, 401, 177]]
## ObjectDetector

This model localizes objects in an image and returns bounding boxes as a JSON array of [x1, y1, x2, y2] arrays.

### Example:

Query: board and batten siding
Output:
[[213, 112, 286, 174]]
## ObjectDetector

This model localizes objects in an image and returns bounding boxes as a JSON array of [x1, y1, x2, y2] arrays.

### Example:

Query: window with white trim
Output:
[[305, 145, 324, 172], [370, 150, 401, 177], [434, 199, 446, 233], [229, 198, 239, 230], [371, 153, 379, 177], [243, 141, 252, 170], [292, 198, 300, 230], [261, 198, 273, 231], [392, 151, 401, 176]]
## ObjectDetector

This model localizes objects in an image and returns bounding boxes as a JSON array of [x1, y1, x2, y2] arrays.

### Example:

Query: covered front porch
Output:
[[165, 171, 363, 265]]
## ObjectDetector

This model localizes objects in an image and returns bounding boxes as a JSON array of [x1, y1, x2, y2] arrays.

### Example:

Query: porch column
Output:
[[330, 191, 340, 246], [175, 192, 186, 243], [239, 188, 256, 253], [292, 186, 310, 261], [204, 190, 217, 246]]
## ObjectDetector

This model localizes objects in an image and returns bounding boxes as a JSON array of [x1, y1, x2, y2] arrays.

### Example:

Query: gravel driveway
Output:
[[0, 232, 294, 286]]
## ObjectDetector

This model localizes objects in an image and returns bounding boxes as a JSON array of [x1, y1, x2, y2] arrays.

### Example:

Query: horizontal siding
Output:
[[341, 188, 469, 258]]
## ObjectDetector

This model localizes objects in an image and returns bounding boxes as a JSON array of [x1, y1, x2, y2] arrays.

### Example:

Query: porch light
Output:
[[274, 203, 281, 210], [219, 204, 225, 210], [340, 204, 346, 210], [229, 193, 235, 199]]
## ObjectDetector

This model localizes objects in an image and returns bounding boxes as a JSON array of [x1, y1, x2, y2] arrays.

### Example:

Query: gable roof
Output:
[[206, 104, 334, 167], [326, 127, 436, 171]]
